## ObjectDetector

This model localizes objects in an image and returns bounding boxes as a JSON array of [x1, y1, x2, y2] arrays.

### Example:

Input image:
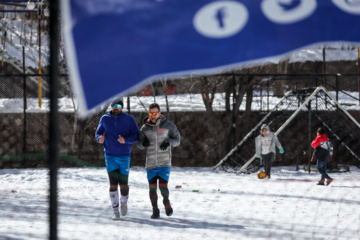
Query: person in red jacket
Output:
[[311, 128, 333, 186]]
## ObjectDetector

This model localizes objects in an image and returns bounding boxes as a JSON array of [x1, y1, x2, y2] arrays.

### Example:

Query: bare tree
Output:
[[160, 78, 170, 112], [274, 56, 290, 96], [198, 76, 223, 160], [200, 76, 221, 113], [224, 71, 256, 115]]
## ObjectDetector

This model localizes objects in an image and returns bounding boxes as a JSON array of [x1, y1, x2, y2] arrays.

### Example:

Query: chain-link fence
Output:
[[1, 3, 360, 240], [1, 60, 360, 170]]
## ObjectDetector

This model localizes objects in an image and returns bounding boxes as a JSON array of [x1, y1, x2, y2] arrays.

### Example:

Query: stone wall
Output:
[[1, 110, 360, 169]]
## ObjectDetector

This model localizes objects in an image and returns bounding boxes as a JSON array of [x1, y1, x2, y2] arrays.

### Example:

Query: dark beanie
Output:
[[110, 98, 124, 107]]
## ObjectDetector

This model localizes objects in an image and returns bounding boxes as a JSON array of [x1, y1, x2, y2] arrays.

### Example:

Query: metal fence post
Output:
[[308, 100, 312, 173], [48, 1, 60, 239], [22, 46, 27, 166], [336, 74, 339, 102]]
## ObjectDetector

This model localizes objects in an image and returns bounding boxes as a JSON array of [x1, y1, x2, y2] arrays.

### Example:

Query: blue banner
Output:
[[62, 0, 360, 117]]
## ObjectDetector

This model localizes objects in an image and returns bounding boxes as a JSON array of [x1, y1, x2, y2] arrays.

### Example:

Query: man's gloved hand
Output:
[[279, 147, 284, 154], [142, 138, 150, 147], [160, 140, 170, 150], [259, 156, 263, 166]]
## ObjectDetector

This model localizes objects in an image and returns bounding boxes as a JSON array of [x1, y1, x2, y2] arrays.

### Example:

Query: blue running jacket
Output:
[[95, 111, 139, 157]]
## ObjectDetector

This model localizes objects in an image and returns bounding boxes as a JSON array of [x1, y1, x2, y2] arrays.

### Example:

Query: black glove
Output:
[[160, 140, 170, 151], [142, 138, 150, 147]]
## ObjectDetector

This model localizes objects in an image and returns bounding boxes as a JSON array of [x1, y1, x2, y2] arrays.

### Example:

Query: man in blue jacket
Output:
[[95, 99, 139, 221]]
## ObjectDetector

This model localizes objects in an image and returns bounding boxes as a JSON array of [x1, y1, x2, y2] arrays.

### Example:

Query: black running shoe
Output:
[[151, 208, 160, 219], [164, 200, 173, 216], [165, 206, 173, 216]]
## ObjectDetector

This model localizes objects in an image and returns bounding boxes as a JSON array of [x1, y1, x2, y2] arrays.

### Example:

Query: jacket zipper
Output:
[[155, 123, 158, 167], [111, 115, 117, 152]]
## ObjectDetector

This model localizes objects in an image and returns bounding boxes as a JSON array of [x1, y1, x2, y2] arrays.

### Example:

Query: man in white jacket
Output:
[[255, 124, 284, 178]]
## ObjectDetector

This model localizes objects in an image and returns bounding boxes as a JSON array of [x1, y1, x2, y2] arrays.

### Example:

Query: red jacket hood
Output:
[[311, 134, 328, 148]]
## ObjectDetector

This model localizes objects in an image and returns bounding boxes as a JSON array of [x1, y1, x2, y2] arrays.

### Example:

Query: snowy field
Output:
[[1, 166, 360, 240]]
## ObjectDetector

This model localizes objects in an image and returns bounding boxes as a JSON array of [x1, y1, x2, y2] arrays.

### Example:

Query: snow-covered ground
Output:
[[0, 166, 359, 240]]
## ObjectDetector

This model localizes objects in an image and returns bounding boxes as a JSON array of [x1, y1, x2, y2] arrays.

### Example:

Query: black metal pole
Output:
[[232, 74, 236, 148], [48, 0, 60, 239], [22, 46, 27, 167], [267, 78, 270, 112], [336, 74, 339, 102], [127, 96, 130, 113], [296, 111, 299, 171], [358, 47, 360, 105], [323, 48, 326, 88], [315, 77, 318, 111], [38, 5, 42, 108], [308, 101, 312, 174], [260, 84, 262, 111]]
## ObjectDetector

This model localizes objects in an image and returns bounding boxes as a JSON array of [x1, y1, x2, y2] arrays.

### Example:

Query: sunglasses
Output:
[[112, 104, 122, 108], [148, 112, 159, 116]]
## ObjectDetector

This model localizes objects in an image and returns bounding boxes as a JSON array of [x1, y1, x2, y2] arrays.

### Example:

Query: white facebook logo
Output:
[[193, 1, 249, 38]]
